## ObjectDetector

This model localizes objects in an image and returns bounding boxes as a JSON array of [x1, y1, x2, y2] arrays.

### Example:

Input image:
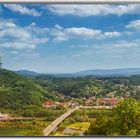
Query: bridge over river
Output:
[[43, 105, 113, 136]]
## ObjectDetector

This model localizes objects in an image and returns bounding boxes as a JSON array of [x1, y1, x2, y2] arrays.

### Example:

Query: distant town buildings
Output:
[[43, 96, 124, 109], [43, 101, 57, 108], [85, 96, 124, 106], [42, 100, 79, 109], [0, 113, 10, 118]]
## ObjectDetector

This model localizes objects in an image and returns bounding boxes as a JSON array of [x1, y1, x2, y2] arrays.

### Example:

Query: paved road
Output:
[[43, 106, 79, 136], [80, 106, 113, 109]]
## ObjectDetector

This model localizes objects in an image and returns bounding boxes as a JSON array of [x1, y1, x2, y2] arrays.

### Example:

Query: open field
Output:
[[0, 128, 27, 136], [51, 122, 90, 136], [67, 122, 90, 131], [0, 128, 42, 136], [0, 119, 52, 136]]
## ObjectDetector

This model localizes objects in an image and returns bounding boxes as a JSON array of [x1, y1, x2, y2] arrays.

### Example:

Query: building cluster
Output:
[[0, 113, 10, 118], [43, 92, 124, 109], [42, 100, 79, 109], [85, 96, 124, 106]]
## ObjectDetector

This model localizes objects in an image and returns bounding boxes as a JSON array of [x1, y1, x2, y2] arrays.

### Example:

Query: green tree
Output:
[[88, 117, 110, 136], [113, 98, 140, 135], [88, 98, 140, 136]]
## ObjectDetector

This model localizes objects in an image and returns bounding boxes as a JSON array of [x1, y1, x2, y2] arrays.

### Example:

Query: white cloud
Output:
[[0, 19, 49, 50], [0, 19, 122, 49], [4, 4, 41, 16], [111, 41, 139, 48], [26, 22, 49, 35], [0, 28, 31, 39], [71, 40, 140, 59], [46, 4, 140, 17], [103, 31, 121, 38], [101, 40, 139, 49], [33, 38, 49, 44], [2, 42, 36, 49], [65, 27, 101, 38], [0, 19, 16, 29], [126, 20, 140, 30], [51, 25, 121, 42], [72, 40, 139, 50]]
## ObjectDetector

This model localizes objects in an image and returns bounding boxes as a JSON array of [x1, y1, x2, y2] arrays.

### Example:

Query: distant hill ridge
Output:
[[75, 68, 140, 76], [15, 70, 39, 77], [16, 68, 140, 77]]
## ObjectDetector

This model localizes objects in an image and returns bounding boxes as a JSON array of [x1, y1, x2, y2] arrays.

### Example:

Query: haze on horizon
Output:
[[1, 4, 140, 73]]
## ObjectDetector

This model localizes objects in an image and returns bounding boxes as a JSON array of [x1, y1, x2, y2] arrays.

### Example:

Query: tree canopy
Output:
[[87, 98, 140, 136]]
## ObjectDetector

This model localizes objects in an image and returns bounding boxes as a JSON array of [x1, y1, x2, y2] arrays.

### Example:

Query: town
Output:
[[42, 95, 125, 109]]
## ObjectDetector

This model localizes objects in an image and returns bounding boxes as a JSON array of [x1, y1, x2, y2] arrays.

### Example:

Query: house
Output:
[[109, 98, 119, 106], [55, 102, 60, 105], [67, 100, 79, 107], [98, 98, 105, 105], [85, 100, 92, 106], [0, 113, 10, 118], [60, 102, 68, 108], [106, 92, 114, 98], [43, 101, 57, 108]]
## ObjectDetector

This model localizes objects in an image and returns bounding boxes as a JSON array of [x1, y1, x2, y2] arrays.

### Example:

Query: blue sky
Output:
[[1, 4, 140, 73]]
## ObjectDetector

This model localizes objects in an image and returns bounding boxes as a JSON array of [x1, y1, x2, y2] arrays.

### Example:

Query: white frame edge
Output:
[[0, 0, 140, 3]]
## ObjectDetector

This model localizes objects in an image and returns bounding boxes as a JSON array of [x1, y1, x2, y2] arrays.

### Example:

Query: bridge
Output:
[[43, 105, 113, 136], [43, 106, 79, 136]]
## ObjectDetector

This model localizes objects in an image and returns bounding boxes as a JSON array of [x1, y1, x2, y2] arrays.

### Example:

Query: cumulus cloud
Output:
[[0, 19, 49, 50], [126, 20, 140, 30], [3, 4, 41, 16], [0, 19, 16, 29], [51, 24, 121, 42], [0, 18, 121, 49], [66, 27, 101, 38], [103, 32, 121, 38], [46, 4, 140, 17]]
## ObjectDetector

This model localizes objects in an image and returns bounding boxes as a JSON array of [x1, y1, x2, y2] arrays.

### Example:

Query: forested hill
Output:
[[35, 75, 140, 99], [0, 69, 59, 110]]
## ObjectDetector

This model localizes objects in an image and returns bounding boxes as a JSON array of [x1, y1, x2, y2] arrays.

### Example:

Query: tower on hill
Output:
[[0, 56, 3, 69]]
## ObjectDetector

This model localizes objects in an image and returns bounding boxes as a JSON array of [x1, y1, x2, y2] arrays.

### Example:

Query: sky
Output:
[[1, 4, 140, 73]]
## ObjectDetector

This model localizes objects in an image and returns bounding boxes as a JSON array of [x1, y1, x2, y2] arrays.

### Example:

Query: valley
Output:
[[1, 69, 140, 136]]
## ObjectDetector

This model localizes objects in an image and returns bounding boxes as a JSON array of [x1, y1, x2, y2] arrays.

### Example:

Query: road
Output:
[[80, 105, 113, 109], [0, 117, 34, 121], [43, 105, 113, 136], [43, 106, 79, 136], [0, 117, 47, 121]]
